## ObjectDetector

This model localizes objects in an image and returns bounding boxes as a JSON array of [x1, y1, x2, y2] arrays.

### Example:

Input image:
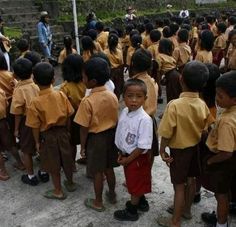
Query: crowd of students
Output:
[[0, 9, 236, 227]]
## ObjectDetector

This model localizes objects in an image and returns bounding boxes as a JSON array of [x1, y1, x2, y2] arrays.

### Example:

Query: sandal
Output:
[[105, 190, 117, 204], [63, 180, 77, 192], [167, 205, 192, 220], [84, 198, 105, 212], [156, 217, 172, 227], [44, 189, 67, 200], [0, 169, 10, 181]]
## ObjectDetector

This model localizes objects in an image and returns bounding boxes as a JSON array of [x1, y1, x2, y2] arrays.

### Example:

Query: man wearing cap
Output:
[[125, 6, 137, 23], [37, 11, 53, 60]]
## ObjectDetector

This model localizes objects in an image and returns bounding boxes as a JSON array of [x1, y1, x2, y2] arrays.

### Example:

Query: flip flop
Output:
[[44, 189, 67, 200], [84, 198, 105, 212], [105, 191, 117, 204]]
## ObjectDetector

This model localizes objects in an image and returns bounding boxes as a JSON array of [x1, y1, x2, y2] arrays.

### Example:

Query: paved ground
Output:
[[0, 68, 236, 227]]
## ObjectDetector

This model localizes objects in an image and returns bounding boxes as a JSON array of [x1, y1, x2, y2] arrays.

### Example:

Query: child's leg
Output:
[[0, 152, 9, 180], [22, 154, 34, 175], [184, 177, 196, 217], [51, 172, 63, 196], [10, 146, 24, 169], [104, 168, 116, 196], [172, 183, 185, 227], [93, 171, 104, 207], [215, 193, 229, 225]]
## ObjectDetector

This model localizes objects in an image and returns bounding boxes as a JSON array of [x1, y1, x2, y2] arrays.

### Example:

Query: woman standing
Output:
[[37, 11, 52, 61]]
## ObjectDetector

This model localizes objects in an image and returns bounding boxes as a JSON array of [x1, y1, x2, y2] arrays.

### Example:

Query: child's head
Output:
[[33, 62, 54, 86], [202, 63, 221, 107], [95, 22, 104, 32], [145, 23, 154, 34], [87, 29, 98, 41], [13, 58, 32, 80], [158, 38, 174, 56], [63, 35, 73, 48], [150, 29, 161, 43], [81, 36, 96, 51], [123, 78, 147, 112], [182, 61, 209, 92], [130, 48, 152, 74], [108, 34, 119, 53], [125, 24, 135, 35], [91, 52, 111, 68], [228, 16, 236, 26], [216, 22, 227, 35], [228, 29, 236, 47], [24, 51, 41, 67], [130, 34, 142, 49], [169, 23, 179, 36], [137, 23, 145, 34], [155, 18, 164, 28], [177, 29, 189, 43], [83, 57, 110, 88], [215, 71, 236, 108], [62, 54, 83, 83], [0, 53, 8, 70], [17, 39, 29, 53], [199, 30, 214, 51], [162, 26, 171, 38]]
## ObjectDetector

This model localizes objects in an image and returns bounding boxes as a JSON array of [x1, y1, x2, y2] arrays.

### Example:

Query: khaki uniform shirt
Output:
[[126, 46, 136, 66], [207, 106, 236, 153], [195, 50, 213, 63], [10, 78, 39, 116], [0, 88, 7, 120], [0, 70, 17, 100], [97, 31, 109, 50], [214, 34, 227, 50], [143, 34, 152, 49], [74, 86, 118, 133], [169, 36, 179, 49], [147, 42, 159, 59], [94, 41, 103, 52], [158, 92, 213, 149], [58, 48, 77, 64], [226, 45, 236, 70], [156, 53, 176, 75], [104, 48, 123, 68], [60, 81, 86, 110], [26, 87, 74, 132], [133, 72, 158, 117], [173, 42, 191, 67]]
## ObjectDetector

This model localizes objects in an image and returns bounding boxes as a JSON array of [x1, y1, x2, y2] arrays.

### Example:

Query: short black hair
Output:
[[199, 30, 214, 51], [17, 39, 29, 52], [131, 48, 152, 72], [158, 38, 173, 56], [84, 57, 110, 86], [178, 29, 189, 42], [228, 29, 236, 41], [216, 71, 236, 98], [182, 61, 209, 92], [62, 54, 83, 83], [155, 18, 164, 28], [91, 52, 111, 67], [202, 63, 221, 107], [162, 26, 171, 38], [150, 29, 161, 42], [145, 23, 154, 34], [137, 23, 145, 34], [169, 23, 179, 36], [33, 62, 54, 86], [217, 22, 227, 34], [87, 29, 97, 40], [0, 53, 8, 70], [13, 58, 32, 80], [130, 34, 142, 49], [95, 22, 104, 31], [123, 78, 147, 96], [24, 51, 41, 67], [228, 16, 236, 25]]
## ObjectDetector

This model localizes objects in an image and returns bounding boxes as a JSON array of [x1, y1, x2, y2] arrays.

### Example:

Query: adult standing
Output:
[[37, 11, 52, 61], [179, 6, 189, 19]]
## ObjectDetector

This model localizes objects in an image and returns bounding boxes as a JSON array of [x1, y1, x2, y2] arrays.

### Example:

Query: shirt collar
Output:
[[180, 92, 199, 98], [91, 86, 106, 93], [39, 87, 53, 96], [126, 106, 144, 118], [224, 105, 236, 113], [16, 78, 34, 87], [133, 72, 148, 79]]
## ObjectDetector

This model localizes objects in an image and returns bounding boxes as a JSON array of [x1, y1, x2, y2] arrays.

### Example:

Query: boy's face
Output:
[[82, 71, 96, 89], [216, 87, 236, 108], [124, 85, 146, 112]]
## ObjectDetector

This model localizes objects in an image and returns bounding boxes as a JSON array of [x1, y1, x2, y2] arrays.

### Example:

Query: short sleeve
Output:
[[25, 101, 41, 129], [73, 98, 92, 128], [10, 89, 25, 115], [195, 52, 203, 62], [65, 95, 74, 117], [137, 117, 153, 149], [217, 123, 235, 152], [158, 102, 177, 138]]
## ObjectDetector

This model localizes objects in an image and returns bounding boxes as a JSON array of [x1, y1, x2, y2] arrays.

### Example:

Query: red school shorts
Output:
[[124, 153, 152, 197]]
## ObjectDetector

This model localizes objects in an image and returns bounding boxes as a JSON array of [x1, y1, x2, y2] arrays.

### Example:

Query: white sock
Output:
[[216, 222, 228, 227], [40, 171, 47, 175], [28, 174, 35, 179]]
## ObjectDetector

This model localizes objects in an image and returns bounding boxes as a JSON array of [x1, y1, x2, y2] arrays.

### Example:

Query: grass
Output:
[[4, 27, 22, 39]]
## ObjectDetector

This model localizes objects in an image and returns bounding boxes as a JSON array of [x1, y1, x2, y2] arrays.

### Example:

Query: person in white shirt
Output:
[[125, 6, 137, 23], [114, 78, 153, 222]]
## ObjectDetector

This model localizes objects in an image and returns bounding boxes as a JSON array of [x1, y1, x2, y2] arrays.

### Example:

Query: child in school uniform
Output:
[[26, 62, 76, 199], [95, 22, 109, 51], [142, 23, 154, 49], [195, 29, 214, 64], [87, 29, 103, 52], [104, 34, 124, 99], [202, 71, 236, 227], [74, 57, 119, 211], [60, 54, 86, 170], [11, 58, 49, 186], [81, 36, 99, 62], [225, 29, 236, 71], [157, 61, 214, 227], [173, 29, 191, 73], [156, 38, 182, 103], [114, 79, 153, 221], [212, 23, 227, 66]]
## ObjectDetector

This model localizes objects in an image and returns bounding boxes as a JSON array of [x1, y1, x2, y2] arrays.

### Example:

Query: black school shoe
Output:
[[201, 211, 217, 225], [193, 193, 201, 203], [114, 201, 139, 221], [137, 195, 149, 212], [21, 174, 39, 186], [38, 170, 49, 183]]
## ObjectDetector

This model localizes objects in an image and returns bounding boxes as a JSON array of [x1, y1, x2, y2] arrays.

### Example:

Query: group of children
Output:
[[0, 8, 236, 227]]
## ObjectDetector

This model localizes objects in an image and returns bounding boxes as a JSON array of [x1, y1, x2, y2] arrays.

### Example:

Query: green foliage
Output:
[[4, 27, 22, 39]]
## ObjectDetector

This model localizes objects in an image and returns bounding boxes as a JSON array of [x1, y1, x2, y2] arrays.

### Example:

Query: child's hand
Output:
[[80, 148, 86, 158], [118, 156, 129, 166], [160, 150, 173, 166]]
